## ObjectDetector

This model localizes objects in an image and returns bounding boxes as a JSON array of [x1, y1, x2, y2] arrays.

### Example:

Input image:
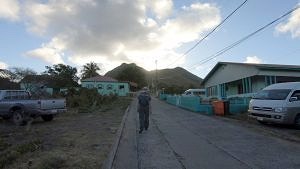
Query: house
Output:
[[202, 62, 300, 99], [81, 75, 130, 96], [0, 69, 12, 79], [20, 75, 56, 96]]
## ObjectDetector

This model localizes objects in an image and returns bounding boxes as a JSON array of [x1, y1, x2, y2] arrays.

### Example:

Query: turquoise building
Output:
[[202, 62, 300, 99], [81, 75, 130, 96]]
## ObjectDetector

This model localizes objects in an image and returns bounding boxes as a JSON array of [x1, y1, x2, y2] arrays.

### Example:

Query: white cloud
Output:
[[0, 0, 20, 21], [25, 37, 65, 64], [244, 56, 262, 64], [276, 6, 300, 38], [147, 0, 173, 19], [0, 61, 8, 69], [21, 0, 221, 71]]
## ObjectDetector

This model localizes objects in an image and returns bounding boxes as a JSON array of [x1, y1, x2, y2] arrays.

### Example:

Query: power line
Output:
[[189, 5, 300, 69], [166, 0, 248, 67]]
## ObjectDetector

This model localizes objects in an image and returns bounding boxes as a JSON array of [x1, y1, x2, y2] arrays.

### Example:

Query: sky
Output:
[[0, 0, 300, 79]]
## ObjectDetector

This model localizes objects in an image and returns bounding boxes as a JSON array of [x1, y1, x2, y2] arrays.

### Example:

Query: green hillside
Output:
[[105, 63, 203, 90]]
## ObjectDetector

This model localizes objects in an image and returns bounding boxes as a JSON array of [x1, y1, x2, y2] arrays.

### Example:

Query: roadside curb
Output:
[[102, 105, 131, 169]]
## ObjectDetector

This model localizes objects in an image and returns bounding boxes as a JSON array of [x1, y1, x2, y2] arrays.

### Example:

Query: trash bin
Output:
[[223, 100, 229, 115], [212, 100, 228, 116]]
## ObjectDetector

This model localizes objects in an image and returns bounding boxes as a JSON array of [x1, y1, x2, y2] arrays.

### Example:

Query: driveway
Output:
[[112, 98, 300, 169]]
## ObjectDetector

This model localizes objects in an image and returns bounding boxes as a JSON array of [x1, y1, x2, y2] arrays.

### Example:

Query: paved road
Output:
[[112, 98, 300, 169]]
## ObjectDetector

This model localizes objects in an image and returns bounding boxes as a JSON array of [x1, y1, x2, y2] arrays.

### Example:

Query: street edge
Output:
[[102, 104, 131, 169]]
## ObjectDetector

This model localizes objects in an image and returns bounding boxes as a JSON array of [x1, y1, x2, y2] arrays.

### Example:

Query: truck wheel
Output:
[[13, 110, 27, 126], [41, 115, 54, 122], [2, 116, 11, 120], [294, 114, 300, 129]]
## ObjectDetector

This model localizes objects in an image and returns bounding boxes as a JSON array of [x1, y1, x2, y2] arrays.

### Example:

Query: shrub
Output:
[[65, 88, 118, 109]]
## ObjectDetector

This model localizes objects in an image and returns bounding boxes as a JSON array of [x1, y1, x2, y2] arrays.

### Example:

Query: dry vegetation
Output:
[[0, 93, 132, 169]]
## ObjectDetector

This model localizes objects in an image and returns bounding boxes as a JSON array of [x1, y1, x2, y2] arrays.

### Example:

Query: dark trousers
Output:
[[138, 107, 149, 130]]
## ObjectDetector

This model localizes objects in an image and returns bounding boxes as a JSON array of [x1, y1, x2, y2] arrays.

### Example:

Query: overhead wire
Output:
[[188, 5, 300, 70], [166, 0, 248, 67]]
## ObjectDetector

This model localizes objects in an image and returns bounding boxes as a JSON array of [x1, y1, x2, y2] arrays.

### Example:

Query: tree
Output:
[[44, 64, 79, 88], [81, 62, 101, 79], [9, 67, 37, 82]]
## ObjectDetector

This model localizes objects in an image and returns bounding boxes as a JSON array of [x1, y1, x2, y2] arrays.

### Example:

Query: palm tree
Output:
[[81, 62, 100, 79]]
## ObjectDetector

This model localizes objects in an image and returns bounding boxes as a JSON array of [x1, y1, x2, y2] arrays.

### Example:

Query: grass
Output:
[[33, 153, 67, 169], [0, 96, 132, 169], [0, 139, 42, 169]]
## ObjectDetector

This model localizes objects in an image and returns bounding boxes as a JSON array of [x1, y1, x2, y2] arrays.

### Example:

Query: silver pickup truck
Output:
[[0, 90, 66, 125]]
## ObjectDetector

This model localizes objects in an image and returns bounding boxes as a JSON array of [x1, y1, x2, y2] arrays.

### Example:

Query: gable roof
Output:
[[81, 75, 118, 82], [202, 62, 300, 85]]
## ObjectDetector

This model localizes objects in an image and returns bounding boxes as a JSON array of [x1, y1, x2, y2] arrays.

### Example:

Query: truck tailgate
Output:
[[40, 99, 66, 110]]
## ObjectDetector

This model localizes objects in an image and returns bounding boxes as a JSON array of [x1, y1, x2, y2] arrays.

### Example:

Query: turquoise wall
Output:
[[165, 95, 214, 115], [81, 81, 129, 96]]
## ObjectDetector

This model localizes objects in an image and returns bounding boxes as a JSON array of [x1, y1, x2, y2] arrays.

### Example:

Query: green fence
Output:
[[164, 95, 213, 115], [178, 96, 200, 112], [228, 97, 251, 114], [166, 95, 178, 105], [159, 93, 167, 100]]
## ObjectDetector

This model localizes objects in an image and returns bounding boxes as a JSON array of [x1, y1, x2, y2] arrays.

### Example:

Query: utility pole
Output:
[[155, 60, 158, 96]]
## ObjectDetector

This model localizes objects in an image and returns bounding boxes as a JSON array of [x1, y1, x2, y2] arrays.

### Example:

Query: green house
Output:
[[81, 75, 130, 96]]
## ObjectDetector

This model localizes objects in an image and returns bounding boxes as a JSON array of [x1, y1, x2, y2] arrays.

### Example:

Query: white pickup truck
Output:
[[0, 90, 66, 125]]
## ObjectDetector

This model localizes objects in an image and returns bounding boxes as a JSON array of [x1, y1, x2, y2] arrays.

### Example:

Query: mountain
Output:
[[148, 67, 203, 88], [105, 63, 147, 78], [105, 63, 203, 89]]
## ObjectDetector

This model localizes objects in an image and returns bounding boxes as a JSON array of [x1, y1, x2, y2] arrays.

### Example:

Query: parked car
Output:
[[182, 89, 206, 97], [248, 82, 300, 128], [0, 90, 66, 125]]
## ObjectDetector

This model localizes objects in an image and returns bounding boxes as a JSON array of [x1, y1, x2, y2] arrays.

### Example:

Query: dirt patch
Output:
[[219, 112, 300, 143], [0, 97, 132, 169]]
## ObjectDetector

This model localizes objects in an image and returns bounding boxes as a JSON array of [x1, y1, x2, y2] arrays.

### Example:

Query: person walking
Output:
[[137, 87, 151, 134]]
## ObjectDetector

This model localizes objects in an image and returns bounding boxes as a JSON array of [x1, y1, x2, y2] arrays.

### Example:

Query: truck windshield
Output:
[[253, 89, 291, 100]]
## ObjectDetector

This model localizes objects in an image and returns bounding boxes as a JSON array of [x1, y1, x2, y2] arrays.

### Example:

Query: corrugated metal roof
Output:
[[0, 69, 12, 78], [81, 75, 118, 82]]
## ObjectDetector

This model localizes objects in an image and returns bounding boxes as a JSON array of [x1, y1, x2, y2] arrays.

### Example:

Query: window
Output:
[[253, 89, 291, 100], [107, 84, 112, 90], [3, 91, 30, 100], [86, 84, 93, 89], [291, 90, 300, 100], [238, 83, 243, 94], [119, 85, 124, 89], [98, 84, 103, 89], [207, 86, 217, 97]]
